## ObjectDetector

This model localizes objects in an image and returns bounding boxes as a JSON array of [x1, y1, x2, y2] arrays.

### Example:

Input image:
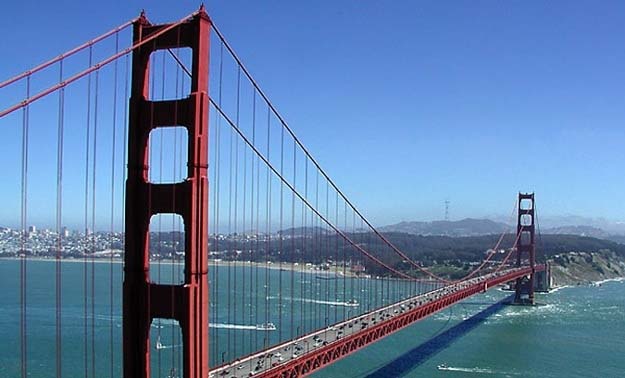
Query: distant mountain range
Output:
[[379, 218, 509, 237], [379, 217, 625, 244], [488, 214, 625, 235]]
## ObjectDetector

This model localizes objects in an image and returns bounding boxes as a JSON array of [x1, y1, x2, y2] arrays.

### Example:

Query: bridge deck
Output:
[[210, 265, 543, 378]]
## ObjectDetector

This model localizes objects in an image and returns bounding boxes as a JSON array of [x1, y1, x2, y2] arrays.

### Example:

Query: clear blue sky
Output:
[[1, 1, 624, 228]]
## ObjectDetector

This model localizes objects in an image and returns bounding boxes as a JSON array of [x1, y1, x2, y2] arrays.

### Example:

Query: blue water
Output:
[[313, 280, 625, 378], [1, 259, 624, 377]]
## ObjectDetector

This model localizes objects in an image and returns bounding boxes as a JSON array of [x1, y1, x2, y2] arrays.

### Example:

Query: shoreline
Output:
[[546, 276, 625, 293], [0, 256, 358, 277], [3, 257, 624, 287]]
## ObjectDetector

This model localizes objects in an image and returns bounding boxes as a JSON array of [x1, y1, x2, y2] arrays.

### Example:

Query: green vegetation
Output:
[[174, 231, 625, 278]]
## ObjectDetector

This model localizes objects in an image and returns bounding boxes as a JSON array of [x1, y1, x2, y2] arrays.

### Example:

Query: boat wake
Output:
[[267, 295, 359, 307], [153, 320, 276, 331], [437, 365, 519, 375], [155, 337, 182, 350], [548, 285, 571, 293], [209, 322, 277, 331]]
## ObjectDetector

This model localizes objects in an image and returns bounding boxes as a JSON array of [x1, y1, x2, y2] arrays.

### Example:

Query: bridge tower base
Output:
[[513, 193, 536, 305]]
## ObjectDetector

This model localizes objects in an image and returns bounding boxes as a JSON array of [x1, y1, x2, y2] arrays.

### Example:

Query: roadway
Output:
[[209, 267, 532, 378]]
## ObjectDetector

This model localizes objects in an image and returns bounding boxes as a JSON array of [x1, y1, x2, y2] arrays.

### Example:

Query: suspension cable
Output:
[[454, 198, 520, 282], [170, 47, 420, 281], [0, 18, 137, 89], [210, 22, 446, 282], [210, 98, 414, 280], [0, 11, 199, 119]]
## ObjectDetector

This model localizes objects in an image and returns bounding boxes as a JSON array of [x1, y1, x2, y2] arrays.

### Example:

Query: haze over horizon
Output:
[[4, 213, 625, 236]]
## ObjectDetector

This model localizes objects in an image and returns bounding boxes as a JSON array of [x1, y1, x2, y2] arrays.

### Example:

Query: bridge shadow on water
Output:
[[363, 295, 513, 378]]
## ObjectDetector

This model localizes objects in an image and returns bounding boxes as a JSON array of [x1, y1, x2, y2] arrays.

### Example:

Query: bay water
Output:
[[0, 259, 623, 377]]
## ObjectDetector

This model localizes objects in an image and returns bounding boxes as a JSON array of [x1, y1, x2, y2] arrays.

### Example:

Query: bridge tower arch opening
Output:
[[514, 192, 536, 305]]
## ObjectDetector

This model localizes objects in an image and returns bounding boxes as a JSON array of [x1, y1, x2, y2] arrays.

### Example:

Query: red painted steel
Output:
[[123, 8, 211, 378], [515, 193, 536, 304], [247, 266, 543, 378]]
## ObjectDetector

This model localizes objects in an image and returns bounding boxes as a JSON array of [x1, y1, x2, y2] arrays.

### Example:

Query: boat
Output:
[[315, 275, 338, 280], [345, 299, 359, 307], [437, 364, 448, 370], [256, 322, 277, 331], [155, 336, 165, 350]]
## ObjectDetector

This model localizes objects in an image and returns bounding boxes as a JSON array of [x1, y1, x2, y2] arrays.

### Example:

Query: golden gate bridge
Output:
[[0, 7, 544, 378]]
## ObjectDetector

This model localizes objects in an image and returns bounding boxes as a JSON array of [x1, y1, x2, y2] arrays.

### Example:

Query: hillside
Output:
[[203, 230, 625, 278], [550, 250, 625, 286], [543, 225, 609, 238]]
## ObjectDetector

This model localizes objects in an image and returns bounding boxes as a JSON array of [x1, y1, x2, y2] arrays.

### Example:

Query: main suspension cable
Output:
[[210, 98, 414, 280], [209, 22, 446, 283]]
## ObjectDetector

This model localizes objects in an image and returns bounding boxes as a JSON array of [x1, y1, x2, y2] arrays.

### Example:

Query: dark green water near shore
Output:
[[1, 260, 623, 377]]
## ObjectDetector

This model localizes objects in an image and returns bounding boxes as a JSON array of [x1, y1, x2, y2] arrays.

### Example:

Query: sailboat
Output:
[[155, 336, 165, 350]]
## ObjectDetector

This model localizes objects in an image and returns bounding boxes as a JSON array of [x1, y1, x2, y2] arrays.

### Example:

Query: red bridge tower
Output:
[[123, 8, 211, 378], [514, 192, 536, 305]]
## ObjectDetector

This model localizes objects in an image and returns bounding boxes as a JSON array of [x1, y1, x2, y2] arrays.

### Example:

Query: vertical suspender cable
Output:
[[351, 211, 356, 316], [240, 78, 250, 352], [172, 47, 180, 376], [56, 58, 65, 378], [180, 50, 186, 372], [249, 90, 252, 350], [367, 218, 372, 313], [300, 157, 308, 337], [213, 40, 224, 364], [20, 74, 31, 378], [109, 32, 119, 378], [241, 89, 248, 356], [172, 36, 183, 374], [146, 42, 156, 374], [226, 76, 233, 360], [157, 49, 166, 378], [264, 106, 271, 349], [91, 64, 100, 378], [290, 140, 296, 339], [83, 46, 93, 378], [254, 101, 263, 350], [334, 192, 338, 323], [209, 55, 218, 366], [121, 54, 130, 294], [314, 175, 320, 331], [278, 119, 284, 343], [342, 201, 347, 321], [324, 180, 329, 328], [253, 91, 260, 351], [122, 53, 134, 250], [233, 66, 241, 357]]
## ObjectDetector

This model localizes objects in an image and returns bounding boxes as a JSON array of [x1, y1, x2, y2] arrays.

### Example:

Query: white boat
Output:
[[437, 364, 448, 370], [345, 299, 359, 307], [155, 336, 165, 350], [256, 322, 277, 331]]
